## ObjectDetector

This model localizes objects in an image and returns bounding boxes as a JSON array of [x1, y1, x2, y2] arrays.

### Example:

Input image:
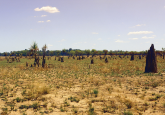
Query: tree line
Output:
[[1, 42, 165, 57]]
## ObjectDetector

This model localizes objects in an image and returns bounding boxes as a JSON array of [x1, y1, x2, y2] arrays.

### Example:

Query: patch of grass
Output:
[[124, 99, 133, 109], [152, 82, 159, 88], [60, 105, 65, 112], [143, 102, 149, 106], [93, 89, 98, 97], [22, 89, 26, 95], [123, 111, 133, 115], [15, 97, 21, 102], [88, 103, 95, 115], [19, 105, 29, 109], [73, 108, 78, 114], [145, 86, 149, 89], [64, 99, 70, 107], [152, 93, 155, 96], [32, 102, 39, 109], [0, 90, 3, 96], [68, 96, 79, 103], [149, 94, 162, 101]]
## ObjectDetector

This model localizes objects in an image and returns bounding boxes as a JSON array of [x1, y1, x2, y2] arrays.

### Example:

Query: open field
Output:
[[0, 55, 165, 115]]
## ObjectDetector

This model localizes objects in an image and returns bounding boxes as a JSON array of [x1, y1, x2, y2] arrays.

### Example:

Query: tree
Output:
[[3, 52, 8, 59], [50, 51, 53, 56], [91, 49, 96, 57], [109, 50, 113, 55], [85, 49, 91, 57], [103, 50, 108, 57], [70, 50, 75, 56], [75, 50, 79, 57], [62, 49, 66, 56], [77, 50, 82, 56], [56, 50, 61, 57], [29, 41, 39, 65], [29, 41, 39, 56], [42, 44, 48, 68]]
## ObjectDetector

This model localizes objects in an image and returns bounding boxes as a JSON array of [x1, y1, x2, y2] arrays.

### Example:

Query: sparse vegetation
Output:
[[0, 49, 165, 114]]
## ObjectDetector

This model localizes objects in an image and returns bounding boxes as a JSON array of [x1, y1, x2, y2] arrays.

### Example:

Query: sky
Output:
[[0, 0, 165, 53]]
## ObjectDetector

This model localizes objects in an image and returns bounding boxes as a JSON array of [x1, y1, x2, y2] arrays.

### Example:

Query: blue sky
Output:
[[0, 0, 165, 53]]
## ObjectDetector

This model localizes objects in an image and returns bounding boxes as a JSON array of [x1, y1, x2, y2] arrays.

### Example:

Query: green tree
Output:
[[98, 50, 103, 56], [62, 49, 66, 56], [103, 49, 108, 57], [70, 50, 75, 56], [85, 49, 91, 57], [77, 50, 82, 56], [29, 41, 39, 57], [56, 50, 61, 57], [91, 49, 96, 57], [109, 50, 113, 55], [50, 51, 53, 56], [75, 50, 79, 57], [3, 52, 8, 59]]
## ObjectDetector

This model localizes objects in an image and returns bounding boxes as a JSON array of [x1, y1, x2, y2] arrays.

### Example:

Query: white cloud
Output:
[[48, 44, 53, 46], [34, 6, 60, 13], [161, 39, 164, 40], [115, 40, 124, 43], [135, 24, 146, 27], [128, 31, 153, 35], [118, 35, 120, 36], [58, 39, 66, 42], [98, 38, 102, 40], [38, 21, 44, 23], [141, 35, 155, 39], [34, 16, 38, 17], [30, 29, 33, 30], [92, 32, 98, 34], [136, 24, 141, 27], [41, 15, 47, 17], [84, 42, 87, 43], [129, 38, 138, 40], [131, 24, 146, 28], [46, 20, 51, 22]]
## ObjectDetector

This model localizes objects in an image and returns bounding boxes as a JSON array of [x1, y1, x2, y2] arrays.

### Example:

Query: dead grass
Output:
[[0, 55, 164, 115]]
